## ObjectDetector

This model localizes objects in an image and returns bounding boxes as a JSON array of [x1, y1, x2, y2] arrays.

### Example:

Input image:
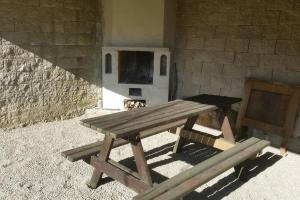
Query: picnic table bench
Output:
[[61, 99, 270, 199]]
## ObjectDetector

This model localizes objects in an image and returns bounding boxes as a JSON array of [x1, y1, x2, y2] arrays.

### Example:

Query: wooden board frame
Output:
[[236, 79, 300, 154]]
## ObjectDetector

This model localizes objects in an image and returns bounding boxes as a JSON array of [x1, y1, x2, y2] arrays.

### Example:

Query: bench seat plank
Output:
[[134, 137, 270, 200], [155, 140, 270, 200], [62, 139, 127, 162]]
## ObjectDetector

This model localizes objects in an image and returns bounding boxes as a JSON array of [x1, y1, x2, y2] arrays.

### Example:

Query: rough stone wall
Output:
[[175, 0, 300, 148], [0, 0, 102, 129]]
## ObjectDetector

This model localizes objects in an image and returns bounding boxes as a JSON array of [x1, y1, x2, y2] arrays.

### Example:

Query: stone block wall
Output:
[[175, 0, 300, 148], [0, 0, 102, 129], [175, 0, 300, 98]]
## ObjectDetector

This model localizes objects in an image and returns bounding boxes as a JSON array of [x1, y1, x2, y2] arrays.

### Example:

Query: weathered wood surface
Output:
[[87, 133, 155, 192], [81, 100, 188, 130], [80, 100, 217, 139], [88, 135, 114, 189], [90, 156, 150, 193], [184, 94, 241, 108], [130, 135, 153, 186], [173, 116, 198, 153], [236, 79, 300, 155], [221, 116, 236, 143], [61, 119, 187, 162], [192, 124, 223, 137], [176, 128, 235, 151], [133, 137, 270, 200]]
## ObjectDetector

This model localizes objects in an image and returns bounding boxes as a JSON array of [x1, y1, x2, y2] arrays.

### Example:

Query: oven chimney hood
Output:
[[102, 0, 176, 48]]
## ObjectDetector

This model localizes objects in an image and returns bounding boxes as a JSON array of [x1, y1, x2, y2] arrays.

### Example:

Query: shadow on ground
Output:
[[103, 142, 282, 199]]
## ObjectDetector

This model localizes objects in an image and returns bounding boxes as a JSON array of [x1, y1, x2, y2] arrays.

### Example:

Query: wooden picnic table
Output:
[[79, 100, 217, 192], [62, 99, 270, 199]]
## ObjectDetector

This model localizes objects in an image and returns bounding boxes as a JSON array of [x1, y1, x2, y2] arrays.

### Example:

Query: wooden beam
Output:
[[108, 159, 140, 179], [176, 128, 235, 151], [192, 124, 222, 137], [221, 116, 235, 143], [88, 135, 114, 189], [173, 116, 198, 153], [90, 156, 150, 193], [130, 135, 153, 186]]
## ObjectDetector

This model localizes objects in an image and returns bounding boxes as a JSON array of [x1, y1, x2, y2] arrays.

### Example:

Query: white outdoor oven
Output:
[[102, 47, 170, 110], [101, 0, 176, 110]]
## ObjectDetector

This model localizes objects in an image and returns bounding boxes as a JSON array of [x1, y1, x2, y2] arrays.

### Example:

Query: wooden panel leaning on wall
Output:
[[236, 79, 300, 156]]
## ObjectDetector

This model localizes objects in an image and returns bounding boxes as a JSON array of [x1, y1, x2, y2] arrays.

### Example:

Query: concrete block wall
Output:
[[175, 0, 300, 150], [175, 0, 300, 98], [0, 0, 102, 129]]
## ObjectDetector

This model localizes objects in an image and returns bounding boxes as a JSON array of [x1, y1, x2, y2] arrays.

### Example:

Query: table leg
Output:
[[130, 135, 153, 186], [221, 116, 236, 143], [87, 135, 114, 189], [280, 139, 288, 156], [173, 116, 198, 153]]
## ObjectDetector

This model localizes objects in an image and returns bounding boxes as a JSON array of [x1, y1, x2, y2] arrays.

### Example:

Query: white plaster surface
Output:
[[102, 47, 170, 110], [102, 0, 176, 47]]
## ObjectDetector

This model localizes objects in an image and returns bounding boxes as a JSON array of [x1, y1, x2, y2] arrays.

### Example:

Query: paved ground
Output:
[[1, 110, 300, 200]]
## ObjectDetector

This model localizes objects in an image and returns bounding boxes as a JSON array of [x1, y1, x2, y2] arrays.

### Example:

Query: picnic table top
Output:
[[185, 94, 241, 108], [80, 100, 217, 139]]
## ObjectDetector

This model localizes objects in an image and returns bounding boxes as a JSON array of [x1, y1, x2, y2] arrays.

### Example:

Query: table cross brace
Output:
[[88, 134, 153, 193]]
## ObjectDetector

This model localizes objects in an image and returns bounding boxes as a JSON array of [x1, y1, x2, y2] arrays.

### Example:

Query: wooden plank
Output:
[[236, 79, 300, 156], [110, 105, 217, 139], [236, 79, 253, 135], [62, 119, 187, 162], [246, 79, 296, 95], [281, 88, 300, 154], [153, 140, 270, 200], [81, 100, 187, 127], [177, 129, 235, 151], [87, 136, 114, 189], [65, 139, 127, 162], [90, 156, 150, 193], [221, 116, 235, 143], [108, 159, 140, 179], [184, 94, 241, 108], [192, 124, 222, 137], [87, 100, 192, 129], [130, 135, 153, 186], [92, 101, 205, 132], [106, 102, 206, 131], [90, 101, 199, 131], [173, 116, 198, 153], [242, 118, 284, 135], [81, 100, 183, 125], [133, 137, 262, 200], [110, 104, 215, 137], [61, 141, 102, 158]]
